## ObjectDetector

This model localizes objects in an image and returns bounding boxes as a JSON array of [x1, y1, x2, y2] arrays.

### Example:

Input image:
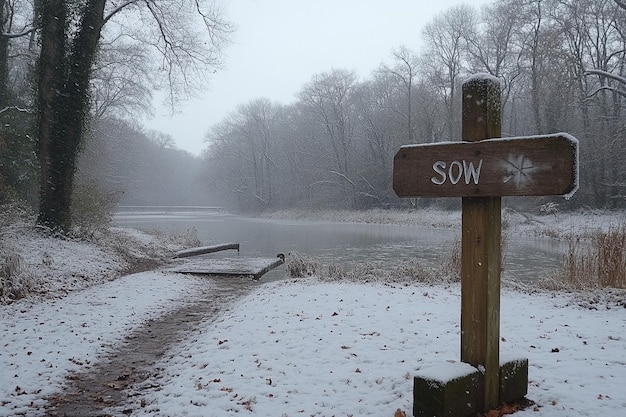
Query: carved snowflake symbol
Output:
[[502, 154, 538, 188]]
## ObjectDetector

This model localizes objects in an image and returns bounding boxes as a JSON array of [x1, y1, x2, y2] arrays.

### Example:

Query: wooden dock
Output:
[[169, 256, 284, 280], [170, 243, 284, 280], [174, 243, 239, 258]]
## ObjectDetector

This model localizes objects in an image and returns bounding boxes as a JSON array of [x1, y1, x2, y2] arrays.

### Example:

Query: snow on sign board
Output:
[[393, 133, 579, 199]]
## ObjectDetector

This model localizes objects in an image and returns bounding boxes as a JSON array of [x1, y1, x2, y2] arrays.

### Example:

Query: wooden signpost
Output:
[[393, 74, 578, 414], [394, 135, 578, 198]]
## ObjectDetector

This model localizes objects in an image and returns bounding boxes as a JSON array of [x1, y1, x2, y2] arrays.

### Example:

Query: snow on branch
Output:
[[616, 0, 626, 11], [585, 69, 626, 99], [329, 170, 355, 187], [585, 69, 626, 85], [0, 106, 33, 115]]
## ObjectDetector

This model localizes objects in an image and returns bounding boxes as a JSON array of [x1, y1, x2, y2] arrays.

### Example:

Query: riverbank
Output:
[[1, 207, 625, 415], [2, 273, 624, 416], [265, 207, 626, 290], [0, 205, 200, 304], [261, 207, 625, 239], [3, 206, 625, 304]]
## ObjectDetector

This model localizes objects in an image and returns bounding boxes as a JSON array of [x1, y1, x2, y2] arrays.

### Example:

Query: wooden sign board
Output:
[[393, 134, 578, 198]]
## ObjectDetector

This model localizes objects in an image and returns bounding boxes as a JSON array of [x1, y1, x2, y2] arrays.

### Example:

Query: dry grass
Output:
[[559, 223, 626, 289], [443, 236, 461, 277], [0, 252, 36, 301], [443, 233, 508, 279], [285, 251, 456, 284], [285, 231, 509, 285]]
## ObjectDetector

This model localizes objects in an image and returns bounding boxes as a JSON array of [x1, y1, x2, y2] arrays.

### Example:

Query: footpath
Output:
[[45, 274, 259, 417]]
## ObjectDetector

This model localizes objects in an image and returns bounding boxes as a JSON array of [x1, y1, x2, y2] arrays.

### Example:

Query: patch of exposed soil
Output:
[[45, 274, 260, 416]]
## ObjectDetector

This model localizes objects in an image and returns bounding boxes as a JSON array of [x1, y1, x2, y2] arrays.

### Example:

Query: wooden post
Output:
[[393, 71, 580, 415], [394, 73, 578, 416], [461, 75, 501, 412]]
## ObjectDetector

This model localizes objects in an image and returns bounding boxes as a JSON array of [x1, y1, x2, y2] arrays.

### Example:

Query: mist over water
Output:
[[114, 207, 566, 283]]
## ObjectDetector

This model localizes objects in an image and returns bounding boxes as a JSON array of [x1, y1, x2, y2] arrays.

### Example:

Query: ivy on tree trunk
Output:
[[36, 0, 106, 232]]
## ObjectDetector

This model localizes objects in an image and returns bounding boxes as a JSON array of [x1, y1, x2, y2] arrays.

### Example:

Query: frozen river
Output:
[[114, 207, 566, 283]]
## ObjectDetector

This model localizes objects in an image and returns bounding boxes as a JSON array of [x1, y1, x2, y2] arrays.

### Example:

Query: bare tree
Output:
[[581, 0, 626, 100], [421, 5, 476, 140], [148, 130, 176, 149], [465, 0, 526, 114], [380, 46, 420, 142], [204, 98, 284, 210], [0, 0, 34, 109], [0, 0, 37, 203], [351, 77, 397, 204], [299, 69, 359, 206], [91, 41, 154, 121], [515, 0, 571, 134], [35, 0, 231, 232]]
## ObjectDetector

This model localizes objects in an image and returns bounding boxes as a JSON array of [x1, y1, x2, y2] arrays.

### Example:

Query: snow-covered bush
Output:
[[0, 252, 36, 302], [285, 252, 320, 277], [135, 227, 201, 252], [167, 227, 202, 248], [0, 201, 35, 232], [0, 203, 38, 301], [71, 180, 122, 238]]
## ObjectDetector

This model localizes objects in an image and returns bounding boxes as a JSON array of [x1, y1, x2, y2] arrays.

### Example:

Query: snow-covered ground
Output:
[[115, 278, 626, 417], [1, 209, 625, 416], [1, 271, 208, 415]]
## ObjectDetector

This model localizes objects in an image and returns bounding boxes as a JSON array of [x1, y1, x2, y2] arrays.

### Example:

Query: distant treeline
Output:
[[77, 118, 213, 207], [2, 0, 623, 214], [203, 0, 626, 212]]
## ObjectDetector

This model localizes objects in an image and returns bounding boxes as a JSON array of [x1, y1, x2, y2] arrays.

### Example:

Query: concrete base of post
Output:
[[499, 358, 529, 403], [413, 358, 528, 417], [413, 362, 480, 417]]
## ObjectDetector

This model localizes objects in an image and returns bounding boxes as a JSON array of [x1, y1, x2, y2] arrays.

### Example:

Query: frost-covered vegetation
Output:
[[286, 251, 458, 285], [264, 208, 461, 228], [0, 202, 199, 304], [273, 207, 626, 291], [559, 223, 626, 289], [263, 206, 624, 238]]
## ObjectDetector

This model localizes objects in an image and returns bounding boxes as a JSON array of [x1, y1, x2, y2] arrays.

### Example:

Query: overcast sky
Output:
[[144, 0, 490, 155]]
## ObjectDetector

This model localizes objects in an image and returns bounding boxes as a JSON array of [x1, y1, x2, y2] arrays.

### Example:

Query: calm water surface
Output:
[[114, 207, 566, 282]]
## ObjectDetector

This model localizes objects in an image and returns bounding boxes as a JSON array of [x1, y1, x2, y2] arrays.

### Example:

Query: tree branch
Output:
[[103, 1, 141, 26], [585, 69, 626, 85], [586, 86, 626, 100], [0, 105, 33, 115], [2, 27, 36, 39], [329, 170, 355, 187]]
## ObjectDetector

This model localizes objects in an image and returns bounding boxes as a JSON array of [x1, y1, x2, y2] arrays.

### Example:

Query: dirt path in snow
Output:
[[45, 274, 261, 417]]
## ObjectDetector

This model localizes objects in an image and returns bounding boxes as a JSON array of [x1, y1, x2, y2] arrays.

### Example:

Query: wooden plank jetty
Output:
[[169, 255, 285, 280], [174, 243, 239, 258]]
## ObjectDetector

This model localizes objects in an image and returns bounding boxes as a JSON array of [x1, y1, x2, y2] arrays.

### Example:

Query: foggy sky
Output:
[[144, 0, 490, 155]]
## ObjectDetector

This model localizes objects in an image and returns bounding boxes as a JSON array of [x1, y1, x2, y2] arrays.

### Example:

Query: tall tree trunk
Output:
[[530, 1, 543, 134], [0, 0, 9, 108], [37, 0, 67, 230], [36, 0, 106, 232]]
